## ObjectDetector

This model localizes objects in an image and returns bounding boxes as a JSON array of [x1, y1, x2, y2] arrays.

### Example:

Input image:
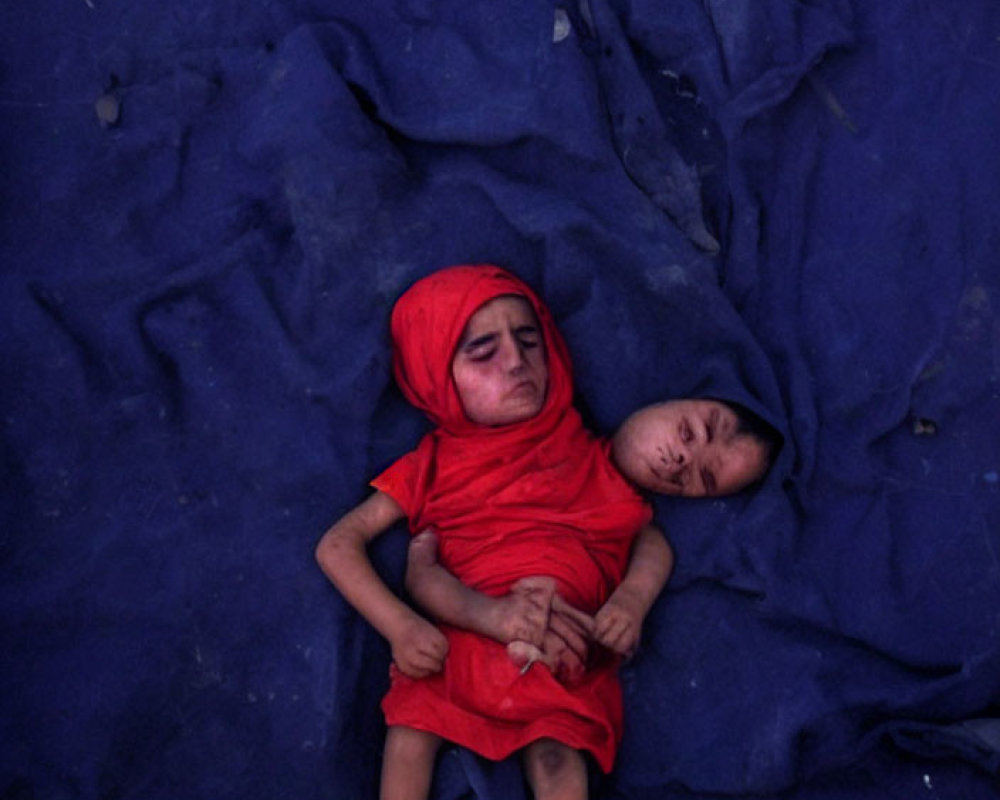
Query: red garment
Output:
[[373, 265, 650, 772]]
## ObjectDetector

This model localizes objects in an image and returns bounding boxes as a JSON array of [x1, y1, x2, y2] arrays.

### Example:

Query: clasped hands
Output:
[[502, 576, 643, 684], [396, 529, 647, 683]]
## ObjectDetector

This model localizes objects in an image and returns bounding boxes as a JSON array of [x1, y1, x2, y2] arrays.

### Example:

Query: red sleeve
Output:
[[370, 449, 420, 521]]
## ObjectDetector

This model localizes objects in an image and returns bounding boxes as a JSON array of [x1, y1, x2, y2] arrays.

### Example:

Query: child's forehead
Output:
[[458, 293, 537, 333], [471, 292, 533, 313], [640, 398, 726, 422]]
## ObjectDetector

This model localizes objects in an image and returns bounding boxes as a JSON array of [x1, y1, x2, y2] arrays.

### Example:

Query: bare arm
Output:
[[405, 531, 551, 647], [315, 491, 448, 677], [594, 524, 674, 656]]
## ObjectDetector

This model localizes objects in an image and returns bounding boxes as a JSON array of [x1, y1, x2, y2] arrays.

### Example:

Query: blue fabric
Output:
[[2, 1, 998, 798]]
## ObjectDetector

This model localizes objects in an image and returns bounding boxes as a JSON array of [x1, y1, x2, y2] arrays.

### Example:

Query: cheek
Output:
[[453, 364, 498, 408], [536, 360, 549, 392], [451, 364, 473, 405], [523, 348, 548, 382], [722, 447, 766, 492], [743, 449, 768, 485], [633, 437, 660, 464], [636, 421, 668, 459]]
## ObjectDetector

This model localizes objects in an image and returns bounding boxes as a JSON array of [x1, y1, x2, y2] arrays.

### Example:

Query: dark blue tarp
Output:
[[2, 1, 999, 798]]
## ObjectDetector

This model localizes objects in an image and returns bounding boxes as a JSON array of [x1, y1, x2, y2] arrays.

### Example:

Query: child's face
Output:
[[451, 295, 549, 426], [612, 399, 768, 497]]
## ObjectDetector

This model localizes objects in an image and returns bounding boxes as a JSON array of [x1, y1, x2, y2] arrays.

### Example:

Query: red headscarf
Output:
[[374, 264, 649, 606], [388, 263, 573, 434]]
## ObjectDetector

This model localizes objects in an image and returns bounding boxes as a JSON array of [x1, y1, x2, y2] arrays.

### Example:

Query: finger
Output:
[[425, 641, 448, 662], [517, 621, 546, 648], [554, 647, 585, 684], [547, 616, 589, 662], [396, 659, 430, 679], [550, 608, 594, 650], [607, 625, 637, 656], [512, 579, 556, 612], [414, 648, 446, 673], [551, 596, 596, 637], [548, 612, 587, 652], [606, 632, 636, 659], [424, 634, 450, 660], [521, 598, 555, 622], [597, 618, 629, 651], [523, 601, 549, 626], [593, 609, 612, 640], [532, 639, 560, 672], [541, 632, 578, 675], [505, 597, 548, 646], [411, 638, 446, 665], [598, 628, 622, 654], [594, 611, 623, 643]]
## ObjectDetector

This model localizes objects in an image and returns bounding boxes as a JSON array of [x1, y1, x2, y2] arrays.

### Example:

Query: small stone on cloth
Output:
[[95, 93, 120, 127]]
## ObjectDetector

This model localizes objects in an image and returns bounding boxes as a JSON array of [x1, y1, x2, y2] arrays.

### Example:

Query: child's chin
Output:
[[499, 400, 544, 426]]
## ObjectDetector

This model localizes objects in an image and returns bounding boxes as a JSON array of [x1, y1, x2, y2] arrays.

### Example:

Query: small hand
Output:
[[390, 614, 449, 679], [506, 594, 595, 685], [594, 584, 645, 658], [491, 576, 556, 646]]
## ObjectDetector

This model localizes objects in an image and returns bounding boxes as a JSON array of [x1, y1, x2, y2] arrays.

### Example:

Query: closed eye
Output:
[[680, 420, 693, 443], [705, 408, 719, 442], [701, 468, 717, 494], [464, 333, 496, 349], [461, 333, 498, 361], [515, 326, 540, 349]]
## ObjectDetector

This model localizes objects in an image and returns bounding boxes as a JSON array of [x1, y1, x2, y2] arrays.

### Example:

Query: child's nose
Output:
[[500, 336, 528, 371]]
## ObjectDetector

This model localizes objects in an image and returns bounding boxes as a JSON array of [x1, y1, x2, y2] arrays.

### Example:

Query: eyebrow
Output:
[[462, 332, 497, 349], [460, 324, 539, 349]]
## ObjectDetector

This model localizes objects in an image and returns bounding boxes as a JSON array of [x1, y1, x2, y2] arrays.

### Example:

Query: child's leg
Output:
[[522, 738, 588, 800], [380, 725, 441, 800], [406, 530, 553, 645]]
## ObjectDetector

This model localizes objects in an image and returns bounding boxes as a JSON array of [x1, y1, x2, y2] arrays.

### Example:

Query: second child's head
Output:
[[611, 399, 781, 497]]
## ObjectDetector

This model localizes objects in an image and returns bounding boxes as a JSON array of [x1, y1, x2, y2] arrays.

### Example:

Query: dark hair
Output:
[[716, 399, 783, 467]]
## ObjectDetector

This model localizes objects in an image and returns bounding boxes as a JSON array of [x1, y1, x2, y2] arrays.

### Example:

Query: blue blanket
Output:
[[3, 1, 999, 798]]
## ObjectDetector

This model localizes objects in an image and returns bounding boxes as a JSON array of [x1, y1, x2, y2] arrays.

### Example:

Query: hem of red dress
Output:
[[382, 708, 618, 774]]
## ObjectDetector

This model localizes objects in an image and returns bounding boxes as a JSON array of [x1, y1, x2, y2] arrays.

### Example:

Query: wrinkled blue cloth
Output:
[[2, 1, 998, 798]]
